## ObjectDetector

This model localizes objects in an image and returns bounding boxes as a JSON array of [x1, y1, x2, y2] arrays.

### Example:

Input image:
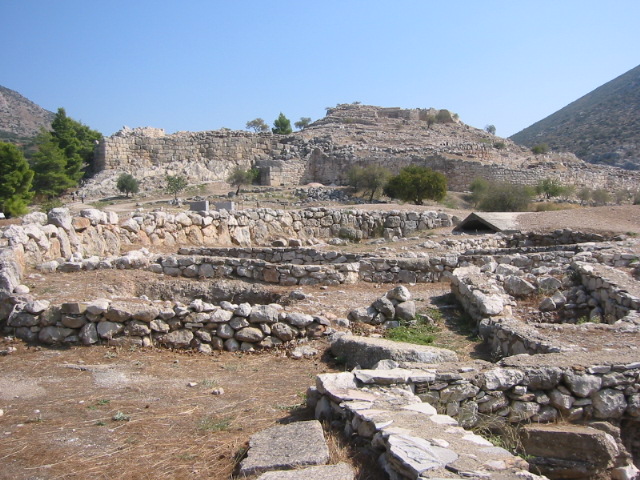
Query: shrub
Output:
[[485, 125, 496, 135], [493, 141, 506, 149], [592, 188, 611, 206], [227, 167, 259, 194], [478, 183, 534, 212], [535, 178, 568, 199], [531, 143, 549, 155], [346, 164, 391, 201], [469, 177, 490, 207], [577, 187, 592, 205]]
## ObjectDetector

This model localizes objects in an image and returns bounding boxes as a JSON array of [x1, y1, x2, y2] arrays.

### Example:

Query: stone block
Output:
[[239, 420, 329, 476]]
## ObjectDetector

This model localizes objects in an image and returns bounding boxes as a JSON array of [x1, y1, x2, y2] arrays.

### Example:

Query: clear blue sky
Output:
[[2, 1, 638, 137]]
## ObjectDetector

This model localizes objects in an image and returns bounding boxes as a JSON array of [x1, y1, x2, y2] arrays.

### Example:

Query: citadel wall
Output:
[[96, 123, 640, 192]]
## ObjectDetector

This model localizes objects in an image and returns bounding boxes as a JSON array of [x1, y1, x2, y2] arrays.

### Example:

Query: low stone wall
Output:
[[309, 368, 542, 480], [150, 255, 360, 286], [2, 295, 334, 353], [177, 246, 361, 265], [575, 262, 640, 322], [309, 353, 640, 479]]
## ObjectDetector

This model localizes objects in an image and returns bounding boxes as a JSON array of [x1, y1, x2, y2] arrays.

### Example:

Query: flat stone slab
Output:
[[331, 334, 458, 368], [256, 463, 355, 480], [239, 420, 330, 476]]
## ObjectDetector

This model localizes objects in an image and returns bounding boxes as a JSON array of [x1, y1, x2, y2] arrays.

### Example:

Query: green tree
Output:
[[531, 143, 549, 155], [478, 183, 533, 212], [469, 177, 490, 207], [49, 108, 102, 178], [536, 178, 566, 199], [116, 173, 140, 197], [30, 108, 102, 198], [0, 142, 34, 216], [384, 166, 447, 205], [30, 132, 76, 198], [347, 165, 391, 202], [166, 175, 188, 201], [227, 167, 259, 195], [577, 187, 592, 206], [294, 117, 312, 130], [272, 113, 292, 134], [246, 118, 269, 133], [485, 125, 496, 135]]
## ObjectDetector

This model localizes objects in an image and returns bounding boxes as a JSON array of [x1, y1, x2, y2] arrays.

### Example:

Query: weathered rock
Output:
[[521, 424, 619, 477], [331, 335, 457, 369], [38, 326, 75, 344], [394, 301, 416, 321], [47, 208, 72, 230], [592, 389, 627, 418], [482, 368, 525, 390], [86, 299, 110, 315], [239, 420, 330, 476], [386, 433, 458, 477], [286, 312, 314, 328], [348, 306, 377, 324], [235, 327, 264, 343], [79, 322, 99, 345], [504, 275, 536, 297], [162, 329, 194, 348], [97, 321, 124, 339], [373, 296, 395, 318], [386, 285, 411, 302], [271, 323, 295, 341], [249, 305, 280, 324], [255, 463, 354, 480]]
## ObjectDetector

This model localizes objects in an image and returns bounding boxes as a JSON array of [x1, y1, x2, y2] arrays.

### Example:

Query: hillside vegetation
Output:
[[510, 64, 640, 170]]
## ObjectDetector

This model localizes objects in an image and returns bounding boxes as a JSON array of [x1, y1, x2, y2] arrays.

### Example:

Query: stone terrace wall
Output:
[[0, 207, 455, 271], [309, 359, 639, 478], [575, 262, 640, 321], [307, 151, 640, 191], [2, 295, 334, 353]]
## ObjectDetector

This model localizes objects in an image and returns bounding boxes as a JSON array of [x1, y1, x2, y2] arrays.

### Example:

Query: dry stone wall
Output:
[[94, 105, 640, 192], [3, 295, 334, 353]]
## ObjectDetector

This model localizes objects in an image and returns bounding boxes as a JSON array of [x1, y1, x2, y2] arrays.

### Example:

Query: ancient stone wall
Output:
[[2, 295, 332, 353], [310, 360, 639, 479], [94, 106, 640, 192]]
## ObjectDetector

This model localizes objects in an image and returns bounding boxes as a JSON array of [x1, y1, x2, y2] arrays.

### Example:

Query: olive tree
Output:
[[384, 166, 447, 205], [116, 173, 140, 197]]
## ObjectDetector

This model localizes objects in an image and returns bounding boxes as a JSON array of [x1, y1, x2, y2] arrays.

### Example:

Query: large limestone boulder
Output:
[[520, 424, 621, 479], [331, 334, 457, 369]]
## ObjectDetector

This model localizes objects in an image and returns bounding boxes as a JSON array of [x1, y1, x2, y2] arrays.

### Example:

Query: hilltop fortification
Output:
[[94, 104, 640, 193]]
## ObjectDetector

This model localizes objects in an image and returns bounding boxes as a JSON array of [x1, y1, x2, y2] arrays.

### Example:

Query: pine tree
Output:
[[30, 132, 76, 198], [272, 113, 292, 134], [0, 142, 34, 216]]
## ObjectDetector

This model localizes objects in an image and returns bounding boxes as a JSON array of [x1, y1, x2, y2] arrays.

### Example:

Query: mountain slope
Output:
[[0, 85, 55, 143], [510, 64, 640, 170]]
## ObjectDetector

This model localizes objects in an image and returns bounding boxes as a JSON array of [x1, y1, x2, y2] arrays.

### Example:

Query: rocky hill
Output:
[[89, 103, 640, 198], [510, 64, 640, 170], [0, 85, 54, 143]]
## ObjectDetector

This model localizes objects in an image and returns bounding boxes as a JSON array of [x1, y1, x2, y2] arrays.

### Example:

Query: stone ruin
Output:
[[86, 104, 640, 199], [1, 205, 639, 479]]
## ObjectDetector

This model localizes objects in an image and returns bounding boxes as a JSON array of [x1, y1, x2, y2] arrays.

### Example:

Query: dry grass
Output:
[[0, 344, 336, 480]]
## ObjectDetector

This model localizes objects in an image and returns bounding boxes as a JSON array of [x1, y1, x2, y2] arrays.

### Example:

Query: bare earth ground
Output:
[[1, 191, 639, 479]]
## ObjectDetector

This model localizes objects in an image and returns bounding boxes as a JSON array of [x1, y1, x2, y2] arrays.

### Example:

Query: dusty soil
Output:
[[4, 269, 486, 480], [0, 342, 338, 480]]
